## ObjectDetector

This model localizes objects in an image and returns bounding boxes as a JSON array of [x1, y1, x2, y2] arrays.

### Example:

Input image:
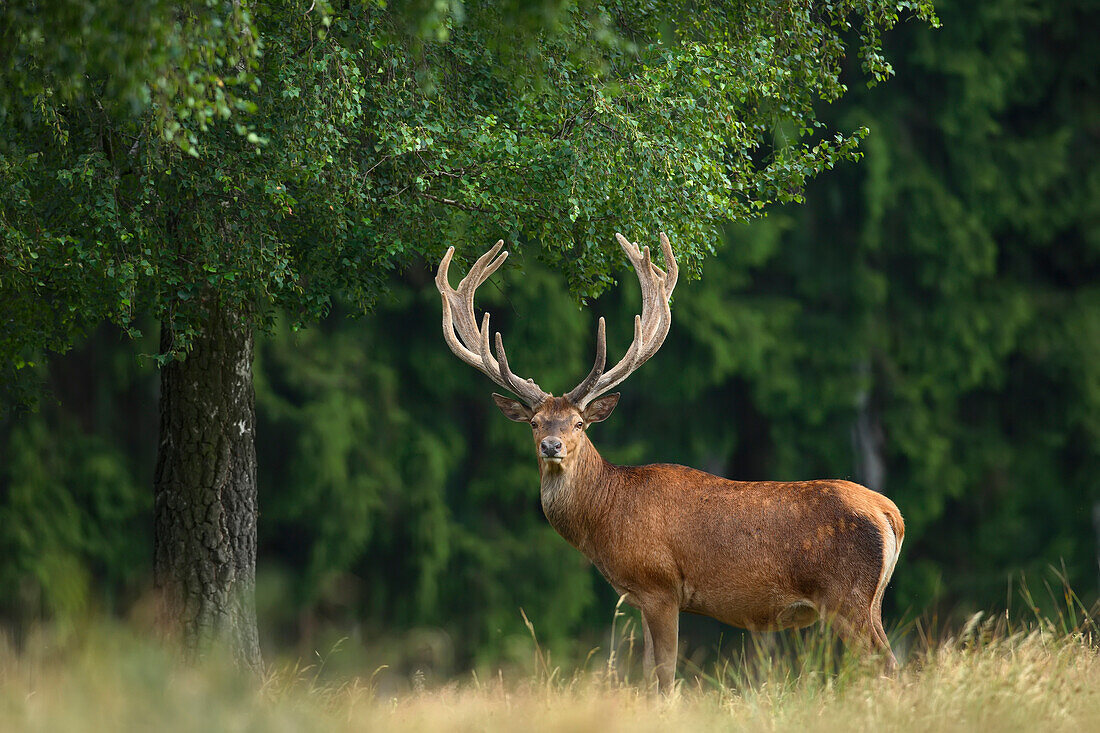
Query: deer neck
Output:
[[538, 435, 614, 551]]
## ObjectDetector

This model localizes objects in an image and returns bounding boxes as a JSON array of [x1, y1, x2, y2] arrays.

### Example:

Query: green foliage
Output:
[[1, 0, 934, 405], [0, 1, 260, 149], [728, 0, 1100, 610], [0, 409, 149, 625]]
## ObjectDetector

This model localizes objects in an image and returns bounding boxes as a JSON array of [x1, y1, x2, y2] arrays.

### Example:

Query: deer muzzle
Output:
[[540, 437, 564, 462]]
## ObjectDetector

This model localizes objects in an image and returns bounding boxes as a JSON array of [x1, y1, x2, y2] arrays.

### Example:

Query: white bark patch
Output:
[[236, 352, 251, 380]]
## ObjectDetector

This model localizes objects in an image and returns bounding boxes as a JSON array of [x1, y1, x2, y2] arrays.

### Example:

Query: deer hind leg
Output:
[[872, 616, 898, 674], [868, 594, 898, 673], [831, 514, 903, 673], [830, 604, 873, 655], [831, 597, 897, 674], [640, 599, 679, 695], [868, 513, 903, 673]]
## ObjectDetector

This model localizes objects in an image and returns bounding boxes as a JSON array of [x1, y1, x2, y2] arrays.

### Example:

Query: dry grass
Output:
[[2, 603, 1098, 733]]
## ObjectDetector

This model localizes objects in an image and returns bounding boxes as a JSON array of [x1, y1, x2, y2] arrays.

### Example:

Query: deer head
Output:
[[435, 233, 678, 470]]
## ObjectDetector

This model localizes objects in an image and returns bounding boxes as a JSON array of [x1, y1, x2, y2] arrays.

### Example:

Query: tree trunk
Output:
[[153, 304, 261, 671]]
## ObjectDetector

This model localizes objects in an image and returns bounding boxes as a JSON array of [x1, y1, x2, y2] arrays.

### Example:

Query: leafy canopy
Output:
[[1, 0, 936, 402]]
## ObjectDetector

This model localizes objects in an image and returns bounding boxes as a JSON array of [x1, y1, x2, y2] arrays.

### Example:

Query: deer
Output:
[[435, 233, 905, 693]]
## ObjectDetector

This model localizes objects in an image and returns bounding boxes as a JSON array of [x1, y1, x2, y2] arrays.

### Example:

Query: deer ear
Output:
[[582, 393, 619, 424], [492, 393, 534, 422]]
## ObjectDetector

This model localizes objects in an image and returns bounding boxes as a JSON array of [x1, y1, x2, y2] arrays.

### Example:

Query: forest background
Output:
[[1, 0, 1098, 683]]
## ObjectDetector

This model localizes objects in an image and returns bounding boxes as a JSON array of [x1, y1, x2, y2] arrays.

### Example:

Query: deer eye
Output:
[[574, 421, 584, 431], [530, 420, 538, 428]]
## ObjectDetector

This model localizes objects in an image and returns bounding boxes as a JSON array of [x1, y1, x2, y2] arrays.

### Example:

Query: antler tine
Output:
[[436, 242, 550, 407], [437, 245, 495, 354], [467, 239, 506, 278], [459, 241, 507, 322], [439, 289, 480, 365], [597, 315, 645, 394], [631, 235, 676, 354], [659, 231, 679, 293], [494, 331, 537, 398], [435, 245, 457, 288], [614, 232, 640, 265], [574, 313, 643, 409], [479, 312, 497, 376], [470, 242, 508, 290], [569, 233, 679, 409], [564, 316, 607, 404]]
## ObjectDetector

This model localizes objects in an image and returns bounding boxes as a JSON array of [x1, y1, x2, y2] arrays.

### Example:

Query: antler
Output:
[[436, 241, 551, 407], [565, 232, 679, 410]]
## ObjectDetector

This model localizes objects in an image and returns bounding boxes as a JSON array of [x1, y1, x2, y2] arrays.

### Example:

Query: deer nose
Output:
[[540, 438, 563, 457]]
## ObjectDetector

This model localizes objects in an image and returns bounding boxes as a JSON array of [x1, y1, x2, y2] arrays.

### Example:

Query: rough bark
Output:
[[153, 304, 261, 671]]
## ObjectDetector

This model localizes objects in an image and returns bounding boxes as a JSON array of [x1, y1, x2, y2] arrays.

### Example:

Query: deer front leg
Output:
[[640, 613, 655, 684], [641, 600, 679, 694]]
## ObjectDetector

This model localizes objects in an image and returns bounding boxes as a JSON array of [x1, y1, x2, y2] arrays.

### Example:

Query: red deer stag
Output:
[[435, 233, 904, 693]]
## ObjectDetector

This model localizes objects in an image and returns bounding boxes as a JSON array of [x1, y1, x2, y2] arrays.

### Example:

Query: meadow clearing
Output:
[[3, 592, 1097, 733]]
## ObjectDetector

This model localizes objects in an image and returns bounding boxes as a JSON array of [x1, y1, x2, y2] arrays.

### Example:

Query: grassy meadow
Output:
[[2, 591, 1097, 733]]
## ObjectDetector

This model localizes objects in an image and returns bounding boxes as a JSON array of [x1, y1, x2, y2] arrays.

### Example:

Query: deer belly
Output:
[[678, 551, 837, 631], [691, 599, 821, 632], [683, 582, 820, 631]]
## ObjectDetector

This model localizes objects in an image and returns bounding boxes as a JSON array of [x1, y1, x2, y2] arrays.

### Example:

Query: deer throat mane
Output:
[[539, 442, 612, 549], [539, 468, 569, 514]]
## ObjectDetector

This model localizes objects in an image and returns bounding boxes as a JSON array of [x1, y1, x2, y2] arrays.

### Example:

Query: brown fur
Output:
[[497, 396, 904, 693]]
